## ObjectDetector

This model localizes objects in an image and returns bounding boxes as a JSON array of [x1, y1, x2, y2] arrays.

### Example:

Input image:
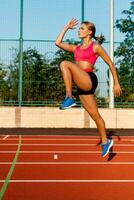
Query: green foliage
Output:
[[0, 63, 9, 101], [0, 42, 78, 104], [115, 1, 134, 103], [10, 48, 64, 102]]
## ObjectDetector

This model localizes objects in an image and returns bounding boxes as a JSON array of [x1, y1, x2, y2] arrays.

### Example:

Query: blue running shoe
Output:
[[101, 139, 113, 157], [60, 97, 76, 110]]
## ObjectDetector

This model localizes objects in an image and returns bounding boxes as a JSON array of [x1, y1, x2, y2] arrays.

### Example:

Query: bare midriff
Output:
[[76, 61, 94, 72]]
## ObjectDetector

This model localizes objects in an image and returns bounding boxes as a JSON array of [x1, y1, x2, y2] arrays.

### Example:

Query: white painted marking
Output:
[[0, 143, 134, 146], [2, 135, 9, 140], [0, 138, 100, 141], [1, 179, 134, 183], [54, 154, 58, 159], [2, 135, 100, 138], [0, 138, 132, 142], [20, 135, 134, 138], [0, 150, 100, 154], [1, 161, 134, 165], [1, 134, 134, 138], [0, 144, 95, 146], [0, 150, 134, 154]]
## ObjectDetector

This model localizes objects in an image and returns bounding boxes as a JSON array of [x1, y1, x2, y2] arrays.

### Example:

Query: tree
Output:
[[0, 63, 9, 102], [4, 47, 73, 104], [9, 48, 53, 103], [115, 1, 134, 104]]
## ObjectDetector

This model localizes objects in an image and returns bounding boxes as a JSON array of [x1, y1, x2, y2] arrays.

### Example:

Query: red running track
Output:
[[1, 135, 134, 199]]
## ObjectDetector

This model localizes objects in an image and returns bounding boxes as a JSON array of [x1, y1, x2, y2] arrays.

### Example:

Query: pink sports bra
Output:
[[74, 42, 97, 65]]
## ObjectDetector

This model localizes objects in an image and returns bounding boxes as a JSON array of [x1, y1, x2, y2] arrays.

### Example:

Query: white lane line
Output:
[[1, 162, 134, 165], [20, 135, 134, 137], [2, 135, 100, 138], [1, 179, 134, 183], [2, 135, 9, 140], [24, 135, 100, 138], [0, 135, 9, 137], [1, 150, 134, 154], [0, 138, 100, 141], [0, 143, 134, 146], [1, 151, 100, 154], [0, 138, 132, 142], [0, 144, 95, 146], [1, 135, 134, 138]]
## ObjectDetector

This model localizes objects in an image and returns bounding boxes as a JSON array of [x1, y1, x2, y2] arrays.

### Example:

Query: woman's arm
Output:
[[55, 19, 78, 52], [95, 44, 121, 96]]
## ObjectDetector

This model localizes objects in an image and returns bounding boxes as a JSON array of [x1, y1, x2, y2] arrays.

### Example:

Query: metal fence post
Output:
[[109, 0, 114, 108], [81, 0, 85, 22], [18, 0, 23, 106]]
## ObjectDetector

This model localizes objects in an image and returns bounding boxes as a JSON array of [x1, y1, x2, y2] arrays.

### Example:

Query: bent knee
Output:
[[60, 60, 71, 70]]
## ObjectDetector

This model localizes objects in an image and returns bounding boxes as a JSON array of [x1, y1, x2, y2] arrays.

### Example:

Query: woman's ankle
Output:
[[65, 94, 72, 98], [101, 138, 107, 144]]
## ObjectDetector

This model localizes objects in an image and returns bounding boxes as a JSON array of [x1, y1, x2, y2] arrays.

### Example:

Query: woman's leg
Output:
[[79, 94, 107, 144], [60, 62, 72, 97], [60, 60, 92, 97]]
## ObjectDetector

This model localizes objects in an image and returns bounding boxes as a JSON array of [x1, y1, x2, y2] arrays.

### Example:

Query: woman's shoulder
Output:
[[73, 43, 81, 51], [93, 42, 104, 52], [92, 41, 100, 47], [92, 42, 105, 55]]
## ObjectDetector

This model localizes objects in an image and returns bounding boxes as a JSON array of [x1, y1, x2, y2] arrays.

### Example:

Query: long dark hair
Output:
[[82, 21, 105, 44]]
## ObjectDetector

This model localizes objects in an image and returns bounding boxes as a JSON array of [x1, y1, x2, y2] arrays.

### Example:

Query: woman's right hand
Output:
[[64, 19, 78, 30], [55, 18, 78, 51]]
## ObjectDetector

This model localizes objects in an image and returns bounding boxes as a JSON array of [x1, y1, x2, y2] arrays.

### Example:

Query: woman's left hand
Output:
[[113, 83, 122, 97]]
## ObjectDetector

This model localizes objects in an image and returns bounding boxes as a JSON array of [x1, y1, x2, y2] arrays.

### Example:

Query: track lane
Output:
[[1, 135, 134, 200], [0, 153, 16, 162], [5, 164, 134, 180], [1, 152, 134, 162], [0, 166, 13, 182], [2, 182, 134, 200]]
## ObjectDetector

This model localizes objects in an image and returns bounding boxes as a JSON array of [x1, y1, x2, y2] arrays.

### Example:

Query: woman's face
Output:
[[78, 23, 91, 39]]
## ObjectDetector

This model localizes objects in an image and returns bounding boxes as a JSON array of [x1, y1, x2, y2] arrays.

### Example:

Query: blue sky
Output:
[[0, 0, 132, 41]]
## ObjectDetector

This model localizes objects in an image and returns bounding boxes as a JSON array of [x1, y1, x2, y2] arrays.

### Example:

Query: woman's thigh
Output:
[[60, 61, 92, 91]]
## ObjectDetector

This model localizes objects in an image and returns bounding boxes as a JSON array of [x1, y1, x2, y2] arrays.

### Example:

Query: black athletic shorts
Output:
[[77, 72, 98, 95]]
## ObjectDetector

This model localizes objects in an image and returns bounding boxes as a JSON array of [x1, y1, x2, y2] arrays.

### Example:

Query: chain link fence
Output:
[[0, 0, 133, 107]]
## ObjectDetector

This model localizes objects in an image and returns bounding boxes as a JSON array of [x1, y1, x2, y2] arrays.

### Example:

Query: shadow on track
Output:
[[107, 130, 121, 161]]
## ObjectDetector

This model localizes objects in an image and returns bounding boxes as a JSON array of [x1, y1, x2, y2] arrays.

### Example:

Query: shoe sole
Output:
[[102, 139, 113, 157], [60, 103, 76, 110]]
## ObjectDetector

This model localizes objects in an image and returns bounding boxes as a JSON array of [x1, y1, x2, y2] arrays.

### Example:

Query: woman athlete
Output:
[[55, 19, 121, 157]]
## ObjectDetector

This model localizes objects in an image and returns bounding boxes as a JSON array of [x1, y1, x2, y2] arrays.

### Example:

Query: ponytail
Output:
[[93, 34, 105, 45], [82, 21, 105, 45]]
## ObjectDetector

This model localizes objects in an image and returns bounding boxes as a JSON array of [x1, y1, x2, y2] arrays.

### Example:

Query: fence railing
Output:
[[0, 39, 133, 108]]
